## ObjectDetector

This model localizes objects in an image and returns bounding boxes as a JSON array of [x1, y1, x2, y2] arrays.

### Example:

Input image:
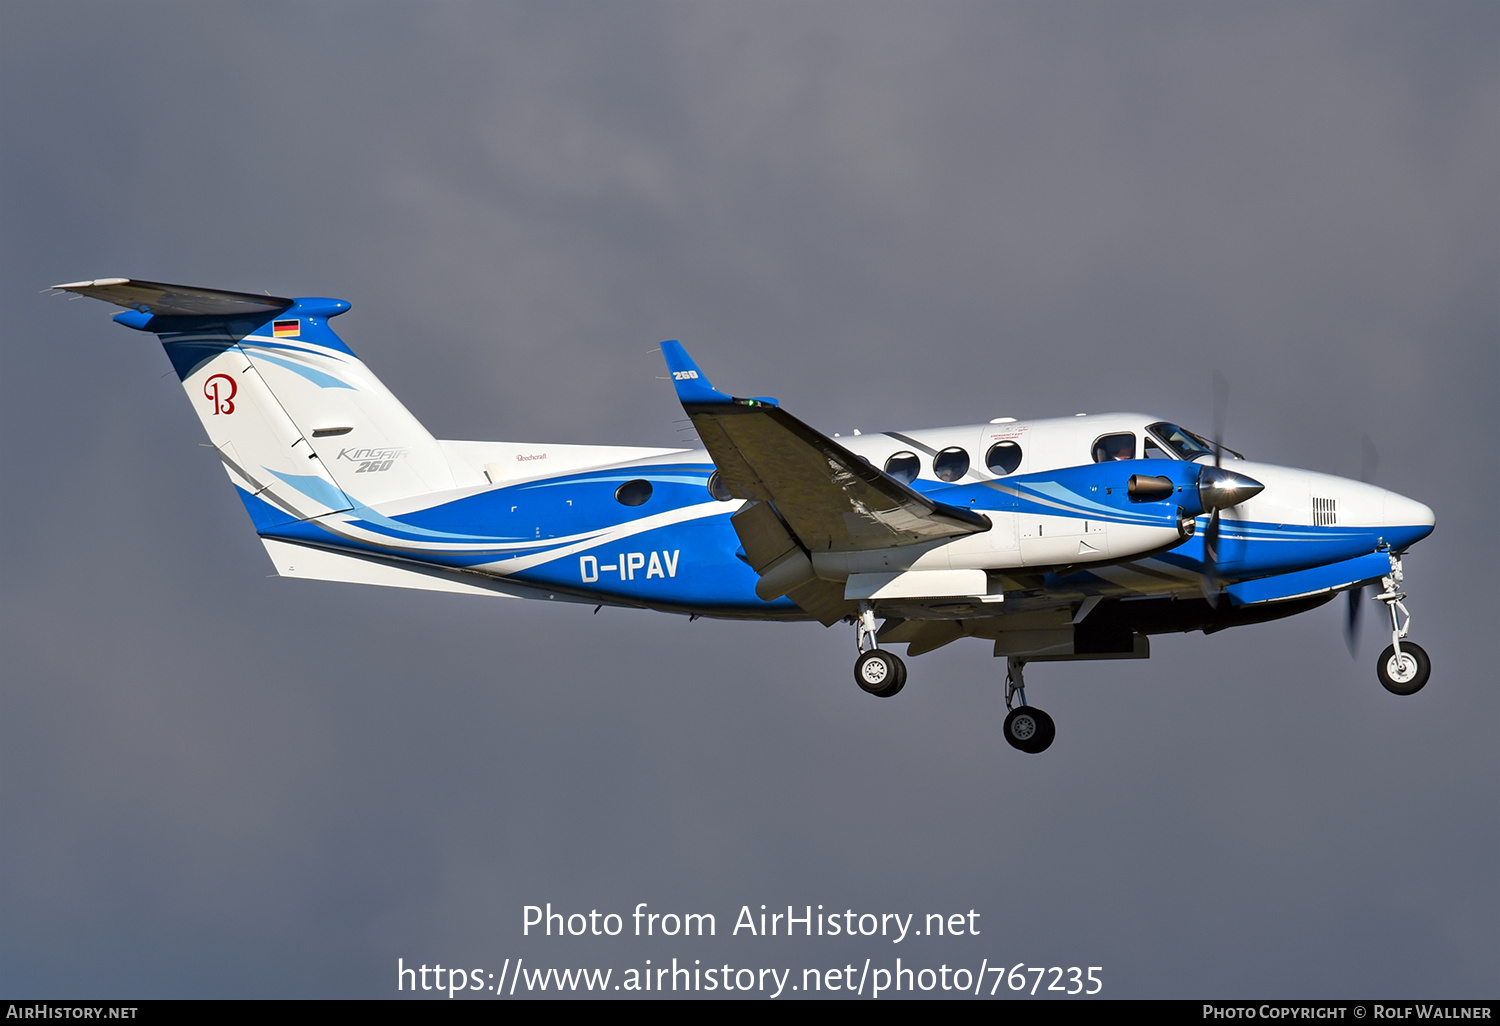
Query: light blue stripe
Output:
[[247, 350, 356, 390]]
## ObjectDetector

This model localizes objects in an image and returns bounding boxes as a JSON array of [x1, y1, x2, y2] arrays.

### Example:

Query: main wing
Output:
[[661, 342, 989, 552], [660, 341, 990, 624]]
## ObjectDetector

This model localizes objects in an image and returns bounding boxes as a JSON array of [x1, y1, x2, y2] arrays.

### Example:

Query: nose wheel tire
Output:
[[1377, 642, 1430, 696], [1003, 706, 1055, 753], [855, 649, 906, 697]]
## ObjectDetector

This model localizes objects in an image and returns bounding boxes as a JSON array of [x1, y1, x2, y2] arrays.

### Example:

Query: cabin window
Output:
[[707, 471, 732, 501], [1144, 436, 1169, 460], [615, 479, 653, 506], [884, 451, 920, 484], [985, 441, 1022, 475], [933, 447, 970, 482], [1092, 433, 1137, 463]]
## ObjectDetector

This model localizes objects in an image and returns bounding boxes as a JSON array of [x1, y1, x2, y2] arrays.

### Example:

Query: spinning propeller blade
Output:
[[1360, 432, 1380, 486], [1201, 508, 1222, 606], [1211, 370, 1230, 471], [1343, 433, 1378, 657], [1198, 372, 1260, 607], [1344, 585, 1365, 657], [1195, 465, 1263, 605]]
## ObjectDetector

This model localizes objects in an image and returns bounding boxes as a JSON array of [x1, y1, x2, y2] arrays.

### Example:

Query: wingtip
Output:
[[659, 340, 734, 405], [52, 278, 129, 291]]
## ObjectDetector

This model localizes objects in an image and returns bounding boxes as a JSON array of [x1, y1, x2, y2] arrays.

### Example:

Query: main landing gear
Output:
[[1003, 658, 1055, 754], [1373, 553, 1430, 696], [847, 608, 1055, 752], [852, 603, 906, 697]]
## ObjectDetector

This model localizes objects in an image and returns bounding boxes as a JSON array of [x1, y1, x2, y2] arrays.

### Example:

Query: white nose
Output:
[[1383, 490, 1435, 529]]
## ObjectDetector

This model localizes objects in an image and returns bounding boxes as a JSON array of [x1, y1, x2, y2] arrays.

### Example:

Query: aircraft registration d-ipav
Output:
[[53, 278, 1436, 752]]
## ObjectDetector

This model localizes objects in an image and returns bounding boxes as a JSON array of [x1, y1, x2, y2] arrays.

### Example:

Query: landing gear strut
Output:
[[1373, 553, 1429, 695], [1002, 658, 1055, 753], [852, 603, 905, 697]]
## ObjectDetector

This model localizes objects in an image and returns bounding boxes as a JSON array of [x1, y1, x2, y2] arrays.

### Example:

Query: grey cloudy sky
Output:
[[2, 1, 1496, 998]]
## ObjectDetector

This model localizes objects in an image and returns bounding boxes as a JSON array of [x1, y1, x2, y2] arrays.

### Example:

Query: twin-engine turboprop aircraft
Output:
[[53, 278, 1437, 753]]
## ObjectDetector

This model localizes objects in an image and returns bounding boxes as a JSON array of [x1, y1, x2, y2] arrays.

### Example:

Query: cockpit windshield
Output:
[[1147, 422, 1243, 461]]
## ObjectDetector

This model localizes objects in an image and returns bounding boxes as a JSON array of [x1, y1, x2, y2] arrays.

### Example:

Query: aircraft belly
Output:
[[1078, 558, 1198, 597]]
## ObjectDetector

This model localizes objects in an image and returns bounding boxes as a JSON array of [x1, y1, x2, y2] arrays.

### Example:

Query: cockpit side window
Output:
[[1147, 422, 1237, 461], [1092, 433, 1137, 463]]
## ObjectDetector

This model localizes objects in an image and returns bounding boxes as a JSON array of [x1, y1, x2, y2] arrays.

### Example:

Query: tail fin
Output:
[[54, 279, 455, 528]]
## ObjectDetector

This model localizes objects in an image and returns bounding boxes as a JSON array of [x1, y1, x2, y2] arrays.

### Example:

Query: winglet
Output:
[[659, 341, 778, 407], [660, 340, 733, 404]]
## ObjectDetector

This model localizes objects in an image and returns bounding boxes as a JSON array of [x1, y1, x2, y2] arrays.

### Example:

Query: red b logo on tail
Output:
[[204, 373, 237, 415]]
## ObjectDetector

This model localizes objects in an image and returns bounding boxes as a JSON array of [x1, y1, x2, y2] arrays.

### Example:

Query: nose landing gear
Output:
[[1372, 553, 1429, 695], [1002, 658, 1055, 753], [852, 603, 906, 697]]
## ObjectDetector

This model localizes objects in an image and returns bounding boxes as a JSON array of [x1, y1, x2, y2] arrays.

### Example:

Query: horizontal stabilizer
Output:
[[52, 278, 294, 317]]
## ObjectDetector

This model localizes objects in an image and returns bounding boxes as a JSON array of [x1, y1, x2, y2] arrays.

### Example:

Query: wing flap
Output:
[[730, 499, 853, 624], [891, 619, 974, 656]]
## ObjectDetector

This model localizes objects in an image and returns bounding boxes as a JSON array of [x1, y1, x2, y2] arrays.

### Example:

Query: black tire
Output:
[[1004, 706, 1056, 753], [884, 654, 907, 697], [855, 650, 905, 697], [1029, 708, 1056, 752], [1377, 642, 1430, 696]]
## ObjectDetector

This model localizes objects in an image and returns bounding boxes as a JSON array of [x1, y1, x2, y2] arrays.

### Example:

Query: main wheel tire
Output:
[[1004, 706, 1056, 753], [1028, 707, 1056, 753], [883, 655, 907, 697], [1377, 642, 1430, 696], [855, 650, 906, 697]]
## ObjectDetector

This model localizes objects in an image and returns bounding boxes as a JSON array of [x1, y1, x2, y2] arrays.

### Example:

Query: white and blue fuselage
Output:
[[54, 280, 1436, 675]]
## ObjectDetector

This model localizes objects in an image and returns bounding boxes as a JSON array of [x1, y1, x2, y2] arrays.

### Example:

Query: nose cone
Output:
[[1383, 490, 1436, 547], [1199, 466, 1265, 511]]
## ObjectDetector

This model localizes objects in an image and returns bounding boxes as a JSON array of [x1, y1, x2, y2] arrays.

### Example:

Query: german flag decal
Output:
[[272, 319, 300, 338]]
